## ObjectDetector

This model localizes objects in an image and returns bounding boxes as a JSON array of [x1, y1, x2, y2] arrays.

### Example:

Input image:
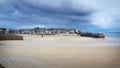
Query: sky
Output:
[[0, 0, 120, 32]]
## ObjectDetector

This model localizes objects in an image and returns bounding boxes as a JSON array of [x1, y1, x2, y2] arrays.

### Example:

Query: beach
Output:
[[0, 35, 120, 68]]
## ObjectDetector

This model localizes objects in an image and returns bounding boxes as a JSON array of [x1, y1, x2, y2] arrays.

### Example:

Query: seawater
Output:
[[105, 33, 120, 41], [104, 33, 120, 46]]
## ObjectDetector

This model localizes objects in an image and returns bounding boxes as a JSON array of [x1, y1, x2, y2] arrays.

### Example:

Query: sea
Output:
[[105, 32, 120, 41], [103, 32, 120, 46]]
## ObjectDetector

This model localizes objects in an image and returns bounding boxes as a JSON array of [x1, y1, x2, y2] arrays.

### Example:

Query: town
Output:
[[0, 27, 105, 40]]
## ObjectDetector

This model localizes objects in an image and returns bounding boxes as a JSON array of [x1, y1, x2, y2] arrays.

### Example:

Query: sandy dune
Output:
[[0, 35, 120, 68]]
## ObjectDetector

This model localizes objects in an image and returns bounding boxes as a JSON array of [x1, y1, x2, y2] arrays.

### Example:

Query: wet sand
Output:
[[0, 35, 120, 68]]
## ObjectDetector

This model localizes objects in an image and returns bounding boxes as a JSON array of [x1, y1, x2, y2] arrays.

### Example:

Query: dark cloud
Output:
[[0, 0, 93, 29]]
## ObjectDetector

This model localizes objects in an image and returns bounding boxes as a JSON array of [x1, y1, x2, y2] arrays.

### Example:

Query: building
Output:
[[0, 28, 7, 35], [34, 27, 47, 35], [19, 29, 35, 34], [33, 27, 76, 35], [0, 27, 80, 35]]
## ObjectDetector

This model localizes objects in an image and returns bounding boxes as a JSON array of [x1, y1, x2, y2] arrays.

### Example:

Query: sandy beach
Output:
[[0, 35, 120, 68]]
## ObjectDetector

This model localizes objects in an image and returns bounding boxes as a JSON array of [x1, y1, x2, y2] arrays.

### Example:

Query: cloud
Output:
[[0, 0, 120, 32], [90, 0, 120, 29], [91, 11, 113, 28], [0, 0, 93, 29]]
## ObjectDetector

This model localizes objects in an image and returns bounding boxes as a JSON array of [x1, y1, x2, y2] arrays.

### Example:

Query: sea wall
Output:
[[80, 32, 105, 38], [0, 35, 23, 40]]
